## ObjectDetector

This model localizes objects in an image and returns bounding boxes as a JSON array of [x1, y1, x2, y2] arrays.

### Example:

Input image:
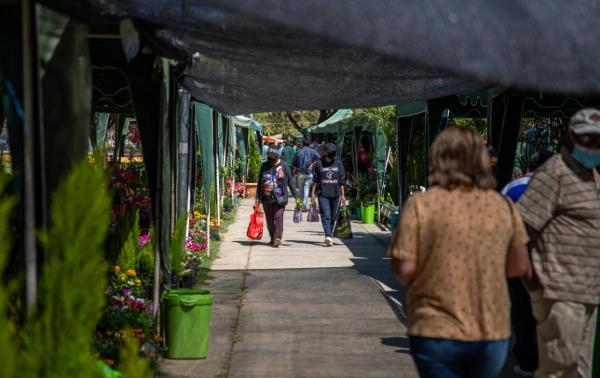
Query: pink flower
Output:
[[199, 243, 207, 251], [139, 233, 150, 247], [185, 240, 200, 252]]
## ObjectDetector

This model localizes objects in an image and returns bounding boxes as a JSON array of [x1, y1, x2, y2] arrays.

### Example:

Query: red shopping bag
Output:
[[246, 205, 264, 240]]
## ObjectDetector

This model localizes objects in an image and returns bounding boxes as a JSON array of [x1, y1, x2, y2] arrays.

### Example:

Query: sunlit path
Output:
[[161, 199, 416, 377]]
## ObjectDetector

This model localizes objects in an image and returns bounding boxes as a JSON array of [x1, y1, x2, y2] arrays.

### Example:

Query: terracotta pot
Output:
[[245, 183, 258, 198]]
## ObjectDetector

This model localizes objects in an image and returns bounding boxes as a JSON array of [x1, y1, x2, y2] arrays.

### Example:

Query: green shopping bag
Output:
[[333, 205, 353, 239]]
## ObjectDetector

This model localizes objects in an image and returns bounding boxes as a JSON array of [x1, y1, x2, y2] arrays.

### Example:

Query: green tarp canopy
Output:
[[193, 102, 214, 212], [396, 102, 428, 118], [228, 115, 263, 132], [308, 109, 387, 192], [308, 109, 353, 133]]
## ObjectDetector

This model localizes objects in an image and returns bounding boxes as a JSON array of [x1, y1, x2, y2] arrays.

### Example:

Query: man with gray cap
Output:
[[517, 108, 600, 377]]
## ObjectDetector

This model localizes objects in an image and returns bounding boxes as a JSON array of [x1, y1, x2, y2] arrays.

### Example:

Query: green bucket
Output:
[[361, 203, 375, 224], [354, 206, 361, 218], [163, 289, 213, 359]]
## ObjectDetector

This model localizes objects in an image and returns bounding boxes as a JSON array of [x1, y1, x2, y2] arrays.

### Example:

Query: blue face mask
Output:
[[571, 145, 600, 169]]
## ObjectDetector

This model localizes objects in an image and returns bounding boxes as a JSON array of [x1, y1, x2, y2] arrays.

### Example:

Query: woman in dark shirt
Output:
[[255, 147, 298, 247], [311, 143, 346, 247]]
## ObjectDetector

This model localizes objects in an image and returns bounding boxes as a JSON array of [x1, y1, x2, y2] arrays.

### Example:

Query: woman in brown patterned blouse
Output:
[[389, 127, 531, 378]]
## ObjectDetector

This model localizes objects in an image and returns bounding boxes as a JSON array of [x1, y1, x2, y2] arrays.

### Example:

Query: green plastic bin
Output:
[[163, 289, 213, 359], [361, 203, 375, 224]]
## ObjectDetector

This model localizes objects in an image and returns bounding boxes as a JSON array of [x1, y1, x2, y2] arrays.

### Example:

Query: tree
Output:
[[253, 109, 337, 137]]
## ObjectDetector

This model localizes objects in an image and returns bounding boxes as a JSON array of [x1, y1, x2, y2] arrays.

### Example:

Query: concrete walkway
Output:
[[160, 199, 417, 378]]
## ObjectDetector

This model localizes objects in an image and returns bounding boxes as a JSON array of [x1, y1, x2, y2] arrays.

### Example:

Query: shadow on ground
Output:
[[380, 337, 411, 354], [331, 225, 410, 326]]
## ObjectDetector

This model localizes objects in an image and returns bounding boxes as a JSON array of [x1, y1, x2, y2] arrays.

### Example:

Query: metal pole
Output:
[[206, 192, 211, 257], [353, 128, 358, 197], [22, 0, 38, 311], [214, 118, 221, 228]]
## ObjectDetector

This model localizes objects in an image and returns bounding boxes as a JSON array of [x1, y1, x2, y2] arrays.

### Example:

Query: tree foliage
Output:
[[253, 109, 336, 136], [354, 105, 397, 153], [247, 131, 262, 182]]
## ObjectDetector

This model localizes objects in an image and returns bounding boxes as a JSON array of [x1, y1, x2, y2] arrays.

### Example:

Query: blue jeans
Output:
[[297, 173, 313, 209], [409, 336, 509, 378], [318, 196, 340, 237]]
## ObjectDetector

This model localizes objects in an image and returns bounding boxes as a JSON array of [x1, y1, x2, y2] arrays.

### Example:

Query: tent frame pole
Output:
[[22, 0, 39, 311]]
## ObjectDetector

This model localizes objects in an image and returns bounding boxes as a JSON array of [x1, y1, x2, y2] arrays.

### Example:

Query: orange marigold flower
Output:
[[126, 269, 137, 277], [153, 335, 163, 343], [104, 359, 114, 366], [113, 265, 121, 273]]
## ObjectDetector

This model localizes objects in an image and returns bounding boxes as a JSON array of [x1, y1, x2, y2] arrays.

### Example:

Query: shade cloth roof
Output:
[[46, 1, 600, 114]]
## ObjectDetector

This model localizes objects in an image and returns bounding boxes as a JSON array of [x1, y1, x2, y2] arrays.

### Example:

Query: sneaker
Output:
[[268, 239, 274, 245], [324, 237, 333, 247], [273, 239, 281, 248], [513, 364, 533, 377]]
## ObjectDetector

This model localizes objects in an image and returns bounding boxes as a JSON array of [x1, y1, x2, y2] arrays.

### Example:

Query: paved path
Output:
[[160, 199, 417, 378]]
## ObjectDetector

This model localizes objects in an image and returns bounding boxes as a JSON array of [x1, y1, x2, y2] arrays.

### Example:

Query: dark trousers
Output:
[[318, 196, 340, 237], [410, 336, 509, 378], [508, 278, 538, 372], [262, 201, 285, 241]]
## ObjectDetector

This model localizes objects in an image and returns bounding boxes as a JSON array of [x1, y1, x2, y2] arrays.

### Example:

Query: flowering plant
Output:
[[94, 265, 164, 369], [109, 162, 152, 231], [234, 182, 246, 197], [225, 179, 246, 197]]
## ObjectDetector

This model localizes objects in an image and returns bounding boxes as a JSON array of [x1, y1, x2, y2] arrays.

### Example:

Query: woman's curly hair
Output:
[[428, 127, 496, 190]]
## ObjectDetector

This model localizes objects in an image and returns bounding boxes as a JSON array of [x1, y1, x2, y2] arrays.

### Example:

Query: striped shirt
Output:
[[517, 148, 600, 304]]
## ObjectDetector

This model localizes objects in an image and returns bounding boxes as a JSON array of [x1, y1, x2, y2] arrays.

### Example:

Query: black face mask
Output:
[[325, 153, 335, 162], [268, 157, 278, 165]]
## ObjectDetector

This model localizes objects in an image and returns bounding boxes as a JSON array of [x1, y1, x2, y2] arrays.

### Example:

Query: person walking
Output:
[[311, 143, 345, 247], [389, 127, 531, 378], [282, 139, 296, 167], [293, 138, 320, 211], [517, 108, 600, 378], [501, 150, 553, 377], [255, 146, 298, 248]]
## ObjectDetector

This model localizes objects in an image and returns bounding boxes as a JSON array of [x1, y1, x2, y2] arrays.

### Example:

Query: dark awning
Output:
[[45, 1, 600, 114]]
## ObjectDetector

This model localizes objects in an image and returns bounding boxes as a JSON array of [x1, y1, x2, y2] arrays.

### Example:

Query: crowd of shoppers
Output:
[[255, 137, 346, 247], [389, 108, 600, 378]]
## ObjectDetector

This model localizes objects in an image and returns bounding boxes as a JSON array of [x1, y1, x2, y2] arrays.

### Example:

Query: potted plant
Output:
[[222, 197, 233, 212], [353, 173, 369, 217], [348, 198, 361, 218]]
